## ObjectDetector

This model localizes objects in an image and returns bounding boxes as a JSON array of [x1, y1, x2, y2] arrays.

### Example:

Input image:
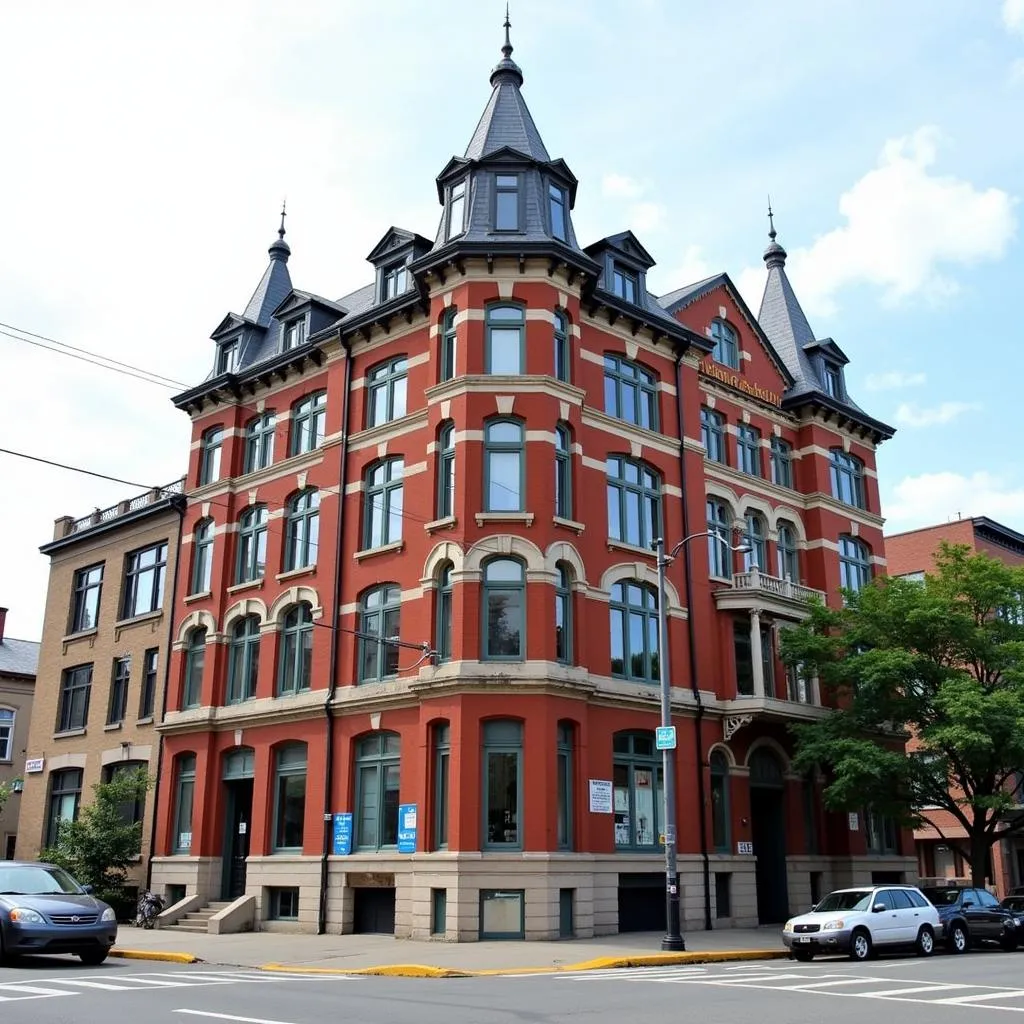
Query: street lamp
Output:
[[653, 529, 752, 951]]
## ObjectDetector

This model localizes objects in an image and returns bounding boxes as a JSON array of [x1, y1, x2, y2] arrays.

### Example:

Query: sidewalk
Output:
[[111, 925, 788, 975]]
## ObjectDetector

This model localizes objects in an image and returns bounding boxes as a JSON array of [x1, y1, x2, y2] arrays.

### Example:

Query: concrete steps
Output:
[[164, 901, 234, 933]]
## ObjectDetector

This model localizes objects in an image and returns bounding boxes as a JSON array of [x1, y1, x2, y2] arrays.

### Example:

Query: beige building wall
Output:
[[17, 485, 184, 893]]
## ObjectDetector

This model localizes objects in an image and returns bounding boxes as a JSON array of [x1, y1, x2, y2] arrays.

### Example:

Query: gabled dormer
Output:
[[585, 231, 656, 308], [272, 290, 349, 354], [210, 313, 250, 377], [803, 337, 850, 401], [367, 227, 432, 306]]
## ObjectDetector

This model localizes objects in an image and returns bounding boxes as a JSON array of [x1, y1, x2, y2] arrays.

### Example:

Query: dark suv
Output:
[[921, 886, 1019, 953]]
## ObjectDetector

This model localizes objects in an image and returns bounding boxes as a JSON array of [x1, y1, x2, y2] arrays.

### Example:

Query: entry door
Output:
[[223, 780, 253, 900], [751, 788, 789, 923]]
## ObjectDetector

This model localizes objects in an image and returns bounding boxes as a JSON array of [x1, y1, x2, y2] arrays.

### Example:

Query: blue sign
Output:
[[332, 812, 353, 856], [397, 803, 418, 854], [655, 726, 677, 750]]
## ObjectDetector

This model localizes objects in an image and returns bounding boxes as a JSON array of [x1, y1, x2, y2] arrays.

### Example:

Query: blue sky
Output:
[[0, 0, 1021, 638]]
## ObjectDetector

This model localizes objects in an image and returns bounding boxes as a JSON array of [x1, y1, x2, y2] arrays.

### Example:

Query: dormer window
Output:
[[382, 262, 408, 301], [822, 361, 843, 399], [494, 174, 520, 231], [549, 183, 567, 241], [446, 180, 467, 241], [710, 320, 739, 370], [282, 318, 306, 352], [611, 264, 638, 304], [216, 341, 238, 375]]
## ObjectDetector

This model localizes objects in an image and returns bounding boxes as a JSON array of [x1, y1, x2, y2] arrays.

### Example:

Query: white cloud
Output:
[[1004, 0, 1024, 34], [894, 401, 979, 427], [763, 127, 1017, 318], [1011, 58, 1024, 83], [600, 174, 667, 235], [864, 370, 927, 391], [884, 471, 1024, 528], [601, 173, 644, 200], [662, 245, 713, 289], [630, 201, 668, 233]]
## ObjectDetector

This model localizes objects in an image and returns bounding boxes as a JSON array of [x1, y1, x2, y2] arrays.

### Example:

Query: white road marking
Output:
[[0, 984, 73, 999], [936, 991, 1024, 1005], [784, 977, 889, 990], [850, 984, 970, 997], [174, 1011, 299, 1024]]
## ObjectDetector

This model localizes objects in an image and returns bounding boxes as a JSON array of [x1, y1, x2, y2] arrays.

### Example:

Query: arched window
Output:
[[237, 505, 268, 584], [354, 732, 401, 850], [484, 419, 524, 512], [199, 426, 223, 485], [285, 489, 320, 570], [710, 751, 731, 853], [435, 562, 453, 663], [707, 499, 732, 579], [290, 391, 327, 456], [182, 627, 206, 709], [777, 522, 799, 582], [603, 354, 658, 430], [613, 731, 662, 849], [555, 562, 572, 665], [437, 422, 455, 519], [553, 309, 570, 382], [485, 304, 525, 375], [278, 603, 313, 695], [364, 458, 404, 548], [0, 708, 13, 762], [609, 581, 659, 683], [172, 754, 196, 854], [482, 558, 525, 661], [190, 519, 214, 595], [440, 307, 457, 382], [742, 512, 766, 572], [483, 720, 523, 850], [830, 449, 865, 509], [710, 319, 739, 369], [227, 615, 260, 703], [272, 743, 307, 852], [366, 356, 408, 428], [839, 535, 872, 594], [607, 456, 661, 549], [244, 413, 275, 473], [359, 585, 401, 682], [555, 423, 572, 520]]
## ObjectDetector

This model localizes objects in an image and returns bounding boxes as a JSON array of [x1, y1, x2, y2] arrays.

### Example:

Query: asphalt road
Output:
[[5, 950, 1024, 1024]]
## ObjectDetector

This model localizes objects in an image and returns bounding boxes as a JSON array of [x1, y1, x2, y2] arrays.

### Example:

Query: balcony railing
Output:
[[731, 568, 824, 604], [65, 478, 185, 536]]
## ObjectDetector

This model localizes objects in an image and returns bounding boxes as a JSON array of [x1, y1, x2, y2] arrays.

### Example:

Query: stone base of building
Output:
[[150, 852, 917, 940]]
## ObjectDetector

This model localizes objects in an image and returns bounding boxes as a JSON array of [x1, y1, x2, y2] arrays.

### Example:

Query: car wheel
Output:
[[792, 949, 815, 962], [78, 949, 109, 966], [916, 926, 935, 957], [1001, 936, 1018, 952], [947, 921, 969, 954], [849, 928, 873, 962]]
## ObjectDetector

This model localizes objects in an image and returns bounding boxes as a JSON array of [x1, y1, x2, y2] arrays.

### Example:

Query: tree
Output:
[[41, 767, 151, 903], [0, 780, 13, 817], [780, 543, 1024, 887]]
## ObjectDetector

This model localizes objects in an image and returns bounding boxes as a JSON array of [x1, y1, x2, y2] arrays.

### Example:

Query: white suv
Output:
[[782, 884, 941, 961]]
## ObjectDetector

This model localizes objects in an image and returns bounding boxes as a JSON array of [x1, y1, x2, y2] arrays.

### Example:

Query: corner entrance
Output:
[[749, 747, 789, 924], [221, 747, 255, 901]]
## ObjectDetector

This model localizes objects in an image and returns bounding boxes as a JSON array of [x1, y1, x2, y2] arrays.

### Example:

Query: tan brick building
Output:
[[0, 607, 38, 859], [17, 481, 185, 897]]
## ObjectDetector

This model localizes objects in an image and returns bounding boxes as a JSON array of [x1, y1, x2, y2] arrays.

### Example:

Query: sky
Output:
[[0, 0, 1021, 640]]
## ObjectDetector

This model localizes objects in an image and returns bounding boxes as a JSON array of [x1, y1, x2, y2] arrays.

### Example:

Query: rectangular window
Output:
[[70, 564, 103, 633], [736, 425, 761, 476], [559, 888, 575, 938], [139, 648, 158, 719], [122, 542, 168, 619], [291, 393, 327, 456], [57, 664, 92, 733], [382, 262, 408, 300], [715, 873, 732, 918], [612, 759, 663, 849], [216, 341, 238, 375], [282, 318, 306, 351], [549, 183, 567, 241], [356, 760, 400, 850], [447, 180, 466, 240], [273, 749, 307, 852], [557, 724, 573, 850], [494, 174, 520, 231], [823, 362, 842, 398], [268, 887, 300, 921], [733, 621, 754, 697], [483, 722, 522, 850], [0, 710, 14, 761], [46, 769, 82, 848], [107, 656, 130, 725], [611, 264, 638, 303], [199, 428, 223, 486], [480, 889, 525, 940], [770, 437, 793, 487], [173, 756, 196, 854], [865, 809, 899, 854], [102, 762, 146, 841], [700, 408, 725, 464], [431, 888, 447, 935], [433, 723, 450, 850]]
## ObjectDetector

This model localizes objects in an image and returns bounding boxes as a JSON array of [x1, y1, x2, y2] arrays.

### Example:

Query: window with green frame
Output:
[[555, 423, 572, 519], [484, 419, 524, 512], [606, 456, 661, 549], [710, 319, 739, 368], [199, 426, 223, 485], [290, 391, 326, 456], [272, 743, 307, 852], [612, 731, 663, 850], [285, 488, 320, 570], [439, 308, 457, 381], [236, 505, 268, 583], [433, 721, 450, 850], [435, 562, 453, 663], [182, 628, 205, 709], [359, 584, 400, 682], [553, 309, 570, 382], [366, 356, 408, 428], [226, 615, 260, 703], [244, 412, 275, 473], [555, 562, 572, 664], [364, 458, 404, 548], [482, 558, 525, 661], [603, 354, 658, 429], [609, 580, 659, 683], [437, 422, 455, 519], [191, 519, 214, 594], [485, 304, 525, 375], [355, 732, 401, 850], [277, 603, 313, 695], [172, 754, 196, 853], [557, 721, 574, 850], [483, 719, 523, 850], [709, 750, 731, 853]]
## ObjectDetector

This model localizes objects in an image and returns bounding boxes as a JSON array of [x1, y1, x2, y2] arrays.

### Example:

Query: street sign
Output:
[[655, 725, 677, 750], [332, 813, 353, 856], [397, 804, 418, 853]]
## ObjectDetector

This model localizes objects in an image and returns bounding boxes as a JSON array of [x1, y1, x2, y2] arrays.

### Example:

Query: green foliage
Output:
[[40, 767, 151, 903], [780, 543, 1024, 885], [0, 780, 12, 817]]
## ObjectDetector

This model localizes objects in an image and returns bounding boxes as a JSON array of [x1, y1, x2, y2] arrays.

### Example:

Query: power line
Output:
[[0, 448, 165, 491]]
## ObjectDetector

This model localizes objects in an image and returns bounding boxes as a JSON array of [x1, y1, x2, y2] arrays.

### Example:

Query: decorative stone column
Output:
[[749, 609, 765, 697]]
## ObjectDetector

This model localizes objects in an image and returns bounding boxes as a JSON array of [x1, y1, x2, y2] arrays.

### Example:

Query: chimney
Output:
[[0, 607, 7, 643]]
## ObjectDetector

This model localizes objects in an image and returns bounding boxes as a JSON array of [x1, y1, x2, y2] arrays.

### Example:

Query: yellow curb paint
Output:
[[110, 949, 200, 964], [257, 948, 787, 978]]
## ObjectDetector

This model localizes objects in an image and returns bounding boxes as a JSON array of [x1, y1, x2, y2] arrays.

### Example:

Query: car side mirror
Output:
[[962, 900, 973, 909], [82, 884, 94, 894], [873, 902, 887, 913]]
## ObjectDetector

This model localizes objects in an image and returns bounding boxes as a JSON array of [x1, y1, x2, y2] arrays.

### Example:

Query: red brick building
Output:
[[149, 22, 913, 940], [887, 516, 1024, 893]]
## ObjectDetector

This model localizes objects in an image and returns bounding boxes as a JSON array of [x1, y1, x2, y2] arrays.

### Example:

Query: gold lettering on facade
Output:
[[699, 358, 782, 407]]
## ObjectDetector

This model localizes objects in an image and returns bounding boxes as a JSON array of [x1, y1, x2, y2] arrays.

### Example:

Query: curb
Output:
[[259, 948, 788, 978], [110, 949, 202, 964]]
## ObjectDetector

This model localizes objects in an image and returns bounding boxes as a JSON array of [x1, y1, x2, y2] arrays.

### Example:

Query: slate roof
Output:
[[464, 74, 550, 162], [657, 274, 722, 311], [0, 637, 40, 679]]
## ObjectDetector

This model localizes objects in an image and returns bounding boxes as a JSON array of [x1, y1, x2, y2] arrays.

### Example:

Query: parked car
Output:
[[782, 884, 940, 962], [1002, 895, 1024, 919], [921, 886, 1019, 953], [0, 861, 118, 965]]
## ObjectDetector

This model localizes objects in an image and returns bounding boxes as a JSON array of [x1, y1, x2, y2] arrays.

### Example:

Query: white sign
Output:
[[179, 832, 192, 850], [24, 758, 44, 774], [402, 806, 417, 829], [655, 726, 677, 750], [736, 841, 754, 855], [848, 812, 860, 832], [589, 779, 613, 814]]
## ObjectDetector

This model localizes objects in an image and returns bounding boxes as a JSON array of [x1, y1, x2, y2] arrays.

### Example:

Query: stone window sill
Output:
[[355, 540, 404, 562], [137, 716, 154, 726], [424, 516, 457, 533], [606, 538, 656, 559], [227, 579, 265, 595], [115, 609, 163, 629], [53, 728, 86, 740], [104, 722, 123, 732], [553, 515, 585, 535], [184, 591, 212, 605], [276, 565, 316, 583], [61, 628, 98, 644], [474, 511, 535, 527]]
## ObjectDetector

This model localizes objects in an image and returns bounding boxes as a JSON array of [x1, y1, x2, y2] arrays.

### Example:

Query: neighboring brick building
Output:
[[150, 20, 912, 941], [0, 607, 38, 859], [17, 481, 185, 897], [886, 515, 1024, 893]]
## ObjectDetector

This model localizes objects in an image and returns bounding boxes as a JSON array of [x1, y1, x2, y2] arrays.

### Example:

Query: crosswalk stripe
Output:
[[851, 984, 969, 998], [0, 985, 74, 998], [786, 978, 892, 990], [934, 990, 1024, 1005], [46, 980, 142, 991]]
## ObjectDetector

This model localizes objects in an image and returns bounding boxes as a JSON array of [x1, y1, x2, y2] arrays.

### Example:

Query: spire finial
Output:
[[278, 199, 287, 240], [762, 195, 787, 269], [503, 4, 512, 58], [767, 195, 776, 241], [269, 199, 291, 262], [489, 3, 523, 87]]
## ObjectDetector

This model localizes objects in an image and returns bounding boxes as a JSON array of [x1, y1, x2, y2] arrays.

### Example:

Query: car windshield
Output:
[[0, 865, 84, 896], [921, 888, 962, 906], [814, 889, 873, 913]]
